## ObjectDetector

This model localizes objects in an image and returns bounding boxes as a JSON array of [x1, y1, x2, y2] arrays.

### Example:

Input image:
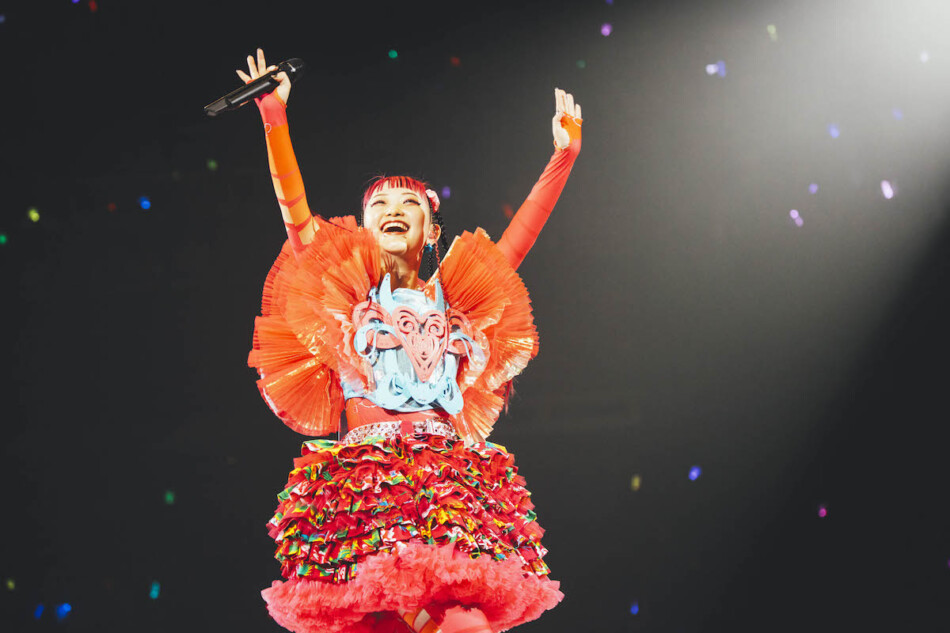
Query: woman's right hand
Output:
[[236, 47, 291, 105]]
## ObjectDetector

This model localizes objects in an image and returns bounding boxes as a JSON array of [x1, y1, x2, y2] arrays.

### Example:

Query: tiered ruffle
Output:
[[262, 434, 561, 633]]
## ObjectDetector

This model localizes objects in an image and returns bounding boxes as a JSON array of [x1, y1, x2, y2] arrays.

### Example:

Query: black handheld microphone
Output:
[[204, 58, 306, 117]]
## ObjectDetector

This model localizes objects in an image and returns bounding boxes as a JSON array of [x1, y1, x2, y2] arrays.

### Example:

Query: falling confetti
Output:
[[881, 180, 896, 199], [818, 504, 828, 518], [4, 578, 14, 590], [450, 56, 461, 67], [576, 60, 587, 69], [790, 209, 804, 227], [107, 202, 117, 212], [88, 0, 98, 13], [56, 603, 72, 621], [27, 207, 40, 223], [206, 159, 219, 171], [704, 61, 727, 77], [502, 203, 514, 219], [441, 186, 451, 199], [606, 0, 614, 5], [767, 24, 778, 41], [34, 604, 44, 620], [388, 49, 398, 59], [601, 23, 613, 37], [630, 474, 641, 491], [920, 51, 930, 63], [688, 466, 702, 481], [0, 14, 6, 24], [164, 490, 176, 505], [0, 233, 8, 245], [630, 602, 640, 615], [892, 108, 904, 120], [149, 581, 161, 599], [808, 183, 819, 194], [138, 196, 151, 210], [828, 124, 840, 139]]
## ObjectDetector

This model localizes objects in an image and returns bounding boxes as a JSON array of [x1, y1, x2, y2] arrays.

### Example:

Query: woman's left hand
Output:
[[552, 88, 583, 150]]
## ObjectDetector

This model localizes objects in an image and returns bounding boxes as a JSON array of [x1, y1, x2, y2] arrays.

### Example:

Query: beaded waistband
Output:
[[341, 419, 458, 445]]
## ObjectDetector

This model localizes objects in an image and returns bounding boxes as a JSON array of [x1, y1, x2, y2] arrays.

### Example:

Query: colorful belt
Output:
[[341, 419, 458, 444]]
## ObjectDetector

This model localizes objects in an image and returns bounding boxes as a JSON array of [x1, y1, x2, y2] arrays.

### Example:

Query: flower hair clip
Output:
[[425, 188, 441, 213]]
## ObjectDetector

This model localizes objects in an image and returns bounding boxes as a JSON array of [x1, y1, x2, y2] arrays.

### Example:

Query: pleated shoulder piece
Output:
[[427, 228, 539, 443], [248, 216, 382, 435]]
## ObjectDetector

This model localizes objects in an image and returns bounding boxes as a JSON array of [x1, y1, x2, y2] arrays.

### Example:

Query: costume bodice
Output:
[[342, 274, 483, 413]]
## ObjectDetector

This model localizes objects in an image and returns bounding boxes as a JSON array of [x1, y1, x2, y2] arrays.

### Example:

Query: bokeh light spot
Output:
[[818, 504, 828, 518], [388, 49, 398, 59], [149, 581, 161, 599], [630, 474, 641, 491], [920, 51, 930, 63], [164, 490, 175, 505], [206, 159, 219, 171], [34, 604, 43, 620], [450, 56, 461, 67], [441, 186, 451, 199], [892, 108, 904, 120], [881, 180, 896, 199], [689, 466, 702, 481], [107, 202, 117, 212], [577, 59, 587, 69], [828, 124, 840, 139], [138, 196, 151, 210], [808, 183, 819, 194], [502, 203, 514, 219], [0, 14, 6, 24], [705, 60, 727, 77], [28, 207, 40, 223], [767, 24, 778, 41], [5, 578, 14, 590], [630, 601, 640, 615], [601, 23, 613, 37], [56, 603, 72, 621], [0, 233, 8, 245], [88, 0, 98, 13]]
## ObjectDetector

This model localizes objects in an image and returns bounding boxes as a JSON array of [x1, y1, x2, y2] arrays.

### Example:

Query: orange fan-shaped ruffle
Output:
[[250, 220, 539, 441]]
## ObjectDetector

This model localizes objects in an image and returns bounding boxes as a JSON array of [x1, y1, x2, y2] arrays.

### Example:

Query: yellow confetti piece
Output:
[[630, 474, 641, 491]]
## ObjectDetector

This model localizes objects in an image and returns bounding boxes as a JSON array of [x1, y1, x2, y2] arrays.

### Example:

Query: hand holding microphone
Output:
[[204, 48, 304, 116]]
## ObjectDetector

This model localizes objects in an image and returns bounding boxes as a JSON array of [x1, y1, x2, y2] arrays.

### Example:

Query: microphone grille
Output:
[[278, 58, 307, 82]]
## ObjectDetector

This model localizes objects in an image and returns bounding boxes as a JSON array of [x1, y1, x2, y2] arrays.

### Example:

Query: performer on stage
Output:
[[240, 48, 582, 633]]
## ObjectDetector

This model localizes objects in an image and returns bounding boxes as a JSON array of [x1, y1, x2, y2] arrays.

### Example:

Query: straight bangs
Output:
[[361, 175, 430, 211]]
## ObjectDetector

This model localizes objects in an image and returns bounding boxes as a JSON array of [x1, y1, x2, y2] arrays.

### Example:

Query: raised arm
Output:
[[497, 89, 583, 271], [237, 49, 317, 256]]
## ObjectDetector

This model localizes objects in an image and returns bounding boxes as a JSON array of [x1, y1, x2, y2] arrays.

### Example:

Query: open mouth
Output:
[[381, 221, 409, 234]]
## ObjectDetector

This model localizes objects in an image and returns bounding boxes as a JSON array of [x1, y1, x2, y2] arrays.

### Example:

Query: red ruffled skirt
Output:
[[262, 433, 562, 633]]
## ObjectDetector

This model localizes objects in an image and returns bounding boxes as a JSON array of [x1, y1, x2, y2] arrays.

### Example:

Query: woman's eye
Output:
[[404, 198, 420, 205], [371, 200, 385, 206]]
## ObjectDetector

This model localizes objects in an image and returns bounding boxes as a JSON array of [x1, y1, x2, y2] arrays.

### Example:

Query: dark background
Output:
[[2, 0, 949, 631]]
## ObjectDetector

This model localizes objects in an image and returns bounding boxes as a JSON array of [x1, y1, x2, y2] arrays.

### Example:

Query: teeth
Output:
[[382, 221, 408, 233]]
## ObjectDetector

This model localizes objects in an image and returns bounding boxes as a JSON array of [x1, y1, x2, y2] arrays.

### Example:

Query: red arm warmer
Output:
[[257, 93, 316, 256], [496, 138, 581, 270]]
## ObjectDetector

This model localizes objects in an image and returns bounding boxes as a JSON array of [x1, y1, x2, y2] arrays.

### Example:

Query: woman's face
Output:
[[363, 185, 437, 258]]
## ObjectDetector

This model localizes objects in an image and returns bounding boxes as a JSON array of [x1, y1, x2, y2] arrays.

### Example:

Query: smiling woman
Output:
[[239, 48, 582, 633]]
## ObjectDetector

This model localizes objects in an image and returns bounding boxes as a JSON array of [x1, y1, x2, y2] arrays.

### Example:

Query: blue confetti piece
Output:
[[34, 604, 44, 620], [149, 581, 161, 600], [441, 186, 451, 199], [630, 601, 640, 615], [828, 124, 840, 139], [138, 196, 151, 210], [56, 603, 72, 621], [689, 466, 702, 481]]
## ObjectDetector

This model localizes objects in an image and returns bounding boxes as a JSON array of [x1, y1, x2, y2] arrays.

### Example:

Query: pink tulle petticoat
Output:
[[262, 541, 563, 633]]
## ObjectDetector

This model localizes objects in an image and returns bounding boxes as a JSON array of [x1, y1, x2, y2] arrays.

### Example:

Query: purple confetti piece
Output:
[[881, 180, 895, 199], [441, 186, 451, 199], [688, 466, 701, 481], [818, 504, 828, 518], [601, 23, 613, 37], [828, 124, 840, 139], [892, 108, 904, 120], [808, 183, 819, 194]]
